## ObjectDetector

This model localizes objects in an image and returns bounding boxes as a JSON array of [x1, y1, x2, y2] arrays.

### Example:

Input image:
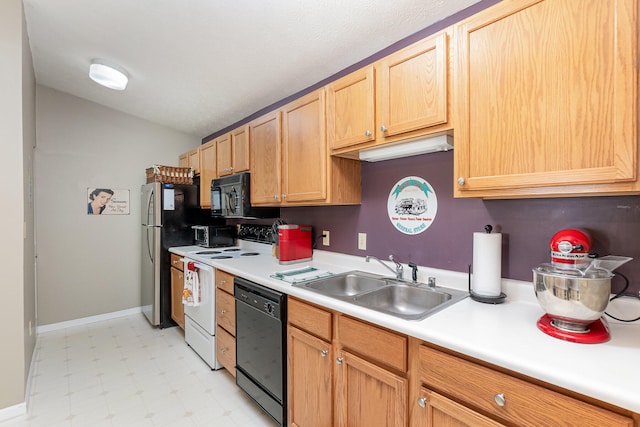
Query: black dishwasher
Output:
[[234, 277, 287, 426]]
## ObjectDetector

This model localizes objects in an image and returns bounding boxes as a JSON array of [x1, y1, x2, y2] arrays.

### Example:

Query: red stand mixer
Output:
[[532, 229, 632, 344]]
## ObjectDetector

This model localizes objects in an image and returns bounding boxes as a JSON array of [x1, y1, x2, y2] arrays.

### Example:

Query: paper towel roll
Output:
[[471, 232, 502, 297]]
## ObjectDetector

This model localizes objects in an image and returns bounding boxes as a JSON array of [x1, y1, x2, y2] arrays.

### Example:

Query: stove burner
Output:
[[195, 250, 222, 255], [209, 255, 233, 260], [240, 252, 260, 256], [223, 248, 242, 252], [537, 314, 610, 344]]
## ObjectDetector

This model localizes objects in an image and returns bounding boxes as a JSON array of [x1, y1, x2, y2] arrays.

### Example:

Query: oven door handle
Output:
[[179, 258, 214, 272]]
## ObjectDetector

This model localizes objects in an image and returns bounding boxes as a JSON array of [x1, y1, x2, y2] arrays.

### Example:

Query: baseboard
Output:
[[0, 335, 40, 422], [37, 306, 143, 334], [0, 402, 26, 423]]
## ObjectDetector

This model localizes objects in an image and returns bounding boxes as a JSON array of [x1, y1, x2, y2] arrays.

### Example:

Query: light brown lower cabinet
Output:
[[288, 326, 333, 427], [412, 342, 635, 427], [287, 298, 638, 427], [415, 388, 504, 427], [335, 349, 407, 427], [215, 270, 236, 376], [169, 253, 185, 330], [287, 297, 408, 427]]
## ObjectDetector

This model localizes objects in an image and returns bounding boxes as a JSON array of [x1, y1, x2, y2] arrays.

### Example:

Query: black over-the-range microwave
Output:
[[211, 172, 279, 219]]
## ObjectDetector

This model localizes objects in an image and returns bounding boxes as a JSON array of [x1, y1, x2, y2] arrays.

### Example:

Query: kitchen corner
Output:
[[169, 243, 640, 416]]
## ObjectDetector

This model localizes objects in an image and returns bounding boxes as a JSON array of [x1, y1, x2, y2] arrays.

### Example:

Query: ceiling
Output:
[[23, 0, 481, 139]]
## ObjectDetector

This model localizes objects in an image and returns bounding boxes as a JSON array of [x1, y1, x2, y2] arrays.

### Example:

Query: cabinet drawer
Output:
[[418, 345, 632, 427], [216, 270, 235, 294], [288, 297, 332, 342], [170, 253, 183, 271], [216, 325, 236, 377], [216, 288, 235, 335], [338, 315, 407, 372]]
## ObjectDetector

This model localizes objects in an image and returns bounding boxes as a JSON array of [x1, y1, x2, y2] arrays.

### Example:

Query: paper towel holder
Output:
[[469, 264, 506, 304], [469, 223, 507, 304]]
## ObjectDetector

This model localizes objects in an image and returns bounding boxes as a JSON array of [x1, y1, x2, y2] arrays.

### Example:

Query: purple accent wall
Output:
[[280, 152, 640, 296]]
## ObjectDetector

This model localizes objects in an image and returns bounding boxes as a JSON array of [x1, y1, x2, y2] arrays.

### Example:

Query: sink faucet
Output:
[[365, 255, 403, 280]]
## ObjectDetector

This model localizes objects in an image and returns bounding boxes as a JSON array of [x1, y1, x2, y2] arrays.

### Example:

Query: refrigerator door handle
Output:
[[147, 226, 153, 263]]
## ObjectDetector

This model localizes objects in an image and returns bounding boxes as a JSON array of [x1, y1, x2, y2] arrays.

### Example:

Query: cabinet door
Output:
[[288, 326, 333, 427], [216, 133, 233, 176], [215, 288, 235, 335], [378, 33, 448, 138], [412, 388, 505, 427], [170, 267, 184, 329], [282, 89, 327, 203], [250, 111, 282, 205], [216, 325, 236, 377], [188, 148, 200, 175], [327, 66, 375, 150], [454, 0, 638, 197], [231, 125, 250, 173], [199, 140, 217, 208], [335, 350, 407, 427], [178, 152, 189, 168]]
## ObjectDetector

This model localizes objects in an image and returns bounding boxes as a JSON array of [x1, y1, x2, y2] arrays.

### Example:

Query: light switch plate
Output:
[[358, 233, 367, 250], [323, 230, 330, 246]]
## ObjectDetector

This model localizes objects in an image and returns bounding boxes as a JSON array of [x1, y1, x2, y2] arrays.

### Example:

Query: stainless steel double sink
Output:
[[293, 271, 468, 321]]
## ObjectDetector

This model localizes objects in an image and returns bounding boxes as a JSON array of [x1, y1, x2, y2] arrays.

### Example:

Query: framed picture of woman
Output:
[[87, 188, 129, 215]]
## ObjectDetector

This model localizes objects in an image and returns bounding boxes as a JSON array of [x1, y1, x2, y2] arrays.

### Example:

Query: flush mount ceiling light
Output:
[[358, 134, 453, 162], [89, 59, 129, 90]]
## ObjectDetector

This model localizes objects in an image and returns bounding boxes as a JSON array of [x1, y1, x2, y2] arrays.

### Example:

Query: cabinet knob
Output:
[[365, 130, 372, 137], [220, 347, 227, 354], [380, 125, 387, 133], [336, 357, 343, 365], [457, 177, 465, 186], [494, 393, 506, 407], [178, 274, 183, 279], [273, 194, 279, 200], [320, 349, 328, 358], [417, 397, 427, 408], [282, 194, 286, 199], [220, 279, 226, 285], [220, 309, 226, 315]]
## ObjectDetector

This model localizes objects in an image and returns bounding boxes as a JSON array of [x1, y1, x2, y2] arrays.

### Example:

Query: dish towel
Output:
[[271, 266, 333, 284], [183, 261, 201, 306]]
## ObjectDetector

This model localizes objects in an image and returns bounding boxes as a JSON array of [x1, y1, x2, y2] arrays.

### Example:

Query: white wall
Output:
[[35, 86, 199, 325], [0, 0, 36, 413]]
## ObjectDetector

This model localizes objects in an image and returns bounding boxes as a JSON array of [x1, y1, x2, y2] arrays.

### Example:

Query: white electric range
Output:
[[178, 227, 273, 369]]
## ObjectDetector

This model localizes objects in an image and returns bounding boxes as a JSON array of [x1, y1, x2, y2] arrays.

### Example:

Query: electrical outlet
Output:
[[358, 233, 367, 250], [322, 230, 330, 246]]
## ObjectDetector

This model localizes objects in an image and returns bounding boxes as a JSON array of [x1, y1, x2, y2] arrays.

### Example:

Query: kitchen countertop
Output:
[[170, 244, 640, 414]]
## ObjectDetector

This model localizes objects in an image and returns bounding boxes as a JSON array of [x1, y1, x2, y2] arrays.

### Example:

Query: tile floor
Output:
[[1, 314, 278, 427]]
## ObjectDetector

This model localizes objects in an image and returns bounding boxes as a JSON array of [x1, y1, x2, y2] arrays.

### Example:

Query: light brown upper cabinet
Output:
[[251, 89, 361, 206], [199, 139, 217, 208], [215, 132, 233, 177], [217, 126, 250, 177], [378, 32, 448, 138], [178, 147, 200, 175], [178, 152, 189, 168], [231, 125, 250, 173], [329, 31, 451, 157], [250, 110, 282, 205], [281, 89, 329, 203], [327, 66, 376, 150], [453, 0, 639, 198]]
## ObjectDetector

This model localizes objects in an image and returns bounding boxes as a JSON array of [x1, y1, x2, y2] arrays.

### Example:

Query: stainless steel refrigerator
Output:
[[141, 182, 204, 327]]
